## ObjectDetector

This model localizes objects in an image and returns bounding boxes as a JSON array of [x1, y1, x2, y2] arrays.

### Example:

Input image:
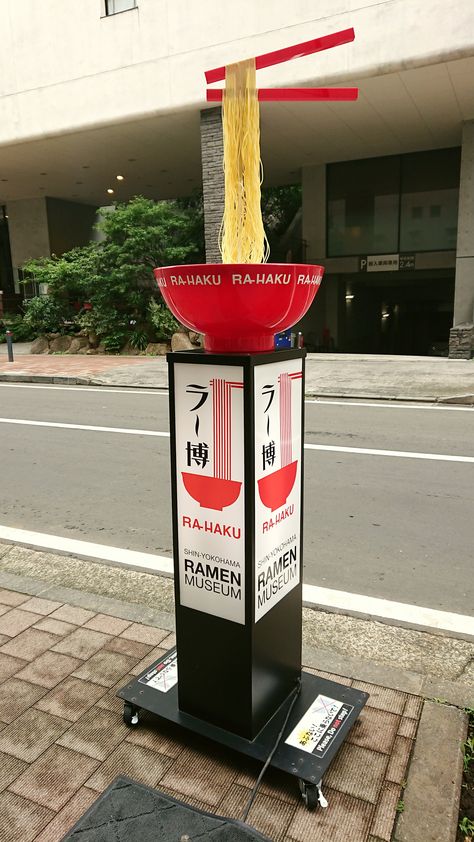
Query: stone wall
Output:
[[200, 108, 224, 264], [448, 323, 473, 359]]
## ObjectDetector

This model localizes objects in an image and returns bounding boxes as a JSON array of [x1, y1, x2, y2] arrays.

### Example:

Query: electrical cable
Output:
[[240, 678, 302, 823]]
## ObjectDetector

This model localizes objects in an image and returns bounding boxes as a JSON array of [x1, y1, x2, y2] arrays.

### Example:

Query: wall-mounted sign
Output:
[[254, 359, 302, 622], [174, 363, 245, 625], [359, 253, 416, 272]]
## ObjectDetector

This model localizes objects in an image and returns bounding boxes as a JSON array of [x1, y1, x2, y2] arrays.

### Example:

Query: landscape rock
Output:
[[30, 336, 49, 354], [171, 332, 194, 351], [145, 343, 170, 355], [86, 348, 98, 354], [49, 335, 73, 353], [97, 342, 107, 354], [188, 331, 202, 346], [68, 336, 89, 354], [88, 331, 99, 348], [120, 341, 140, 356]]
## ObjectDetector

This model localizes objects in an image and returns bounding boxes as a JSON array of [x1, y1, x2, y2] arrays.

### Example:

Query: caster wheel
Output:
[[298, 779, 319, 811], [123, 703, 140, 727]]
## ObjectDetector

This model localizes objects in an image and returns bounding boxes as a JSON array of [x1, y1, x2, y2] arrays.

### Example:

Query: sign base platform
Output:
[[118, 647, 368, 808]]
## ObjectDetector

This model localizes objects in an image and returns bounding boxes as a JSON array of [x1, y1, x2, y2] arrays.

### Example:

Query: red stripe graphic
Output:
[[211, 379, 243, 480], [279, 373, 292, 467]]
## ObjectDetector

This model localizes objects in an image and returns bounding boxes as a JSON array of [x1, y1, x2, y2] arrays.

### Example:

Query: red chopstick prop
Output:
[[205, 27, 358, 103]]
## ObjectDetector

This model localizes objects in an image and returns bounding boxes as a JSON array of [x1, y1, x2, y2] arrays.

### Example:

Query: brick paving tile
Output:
[[218, 783, 296, 842], [35, 677, 106, 722], [119, 623, 169, 646], [57, 706, 128, 760], [0, 708, 69, 762], [72, 650, 137, 687], [385, 735, 413, 785], [16, 651, 81, 688], [85, 742, 172, 793], [370, 780, 402, 841], [33, 787, 98, 842], [324, 743, 389, 803], [0, 589, 29, 607], [0, 653, 26, 682], [95, 674, 135, 716], [33, 617, 78, 637], [9, 745, 99, 811], [0, 791, 54, 842], [129, 645, 167, 676], [160, 743, 238, 806], [158, 783, 218, 812], [0, 606, 10, 618], [20, 597, 63, 616], [159, 632, 176, 649], [352, 681, 407, 715], [0, 634, 8, 645], [304, 667, 353, 686], [347, 707, 400, 754], [397, 716, 418, 740], [287, 788, 374, 842], [0, 752, 26, 792], [84, 614, 131, 635], [403, 695, 424, 719], [125, 710, 185, 758], [104, 636, 153, 660], [235, 761, 299, 805], [0, 608, 43, 637], [0, 678, 47, 723], [49, 605, 96, 626], [0, 628, 58, 661], [51, 628, 111, 660]]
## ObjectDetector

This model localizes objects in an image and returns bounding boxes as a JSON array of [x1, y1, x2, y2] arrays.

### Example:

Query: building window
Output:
[[105, 0, 137, 15], [399, 149, 460, 252]]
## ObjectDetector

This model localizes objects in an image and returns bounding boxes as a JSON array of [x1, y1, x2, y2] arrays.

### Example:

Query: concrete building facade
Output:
[[1, 0, 473, 355]]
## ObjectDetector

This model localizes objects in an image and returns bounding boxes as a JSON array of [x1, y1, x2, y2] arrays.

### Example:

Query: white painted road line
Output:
[[0, 526, 174, 576], [1, 383, 473, 411], [1, 417, 474, 463], [1, 525, 472, 638]]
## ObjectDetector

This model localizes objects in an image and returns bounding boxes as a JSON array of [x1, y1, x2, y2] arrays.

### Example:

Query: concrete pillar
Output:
[[6, 198, 50, 291], [450, 121, 474, 358], [200, 108, 224, 263], [302, 165, 326, 263]]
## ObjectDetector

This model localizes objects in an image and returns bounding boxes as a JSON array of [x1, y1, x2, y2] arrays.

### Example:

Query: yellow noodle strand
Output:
[[219, 59, 270, 264]]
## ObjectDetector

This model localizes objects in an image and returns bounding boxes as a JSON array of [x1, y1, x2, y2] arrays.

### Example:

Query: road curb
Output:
[[394, 700, 468, 842]]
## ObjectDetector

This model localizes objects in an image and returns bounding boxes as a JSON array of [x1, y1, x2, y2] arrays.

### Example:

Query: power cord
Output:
[[240, 678, 302, 823]]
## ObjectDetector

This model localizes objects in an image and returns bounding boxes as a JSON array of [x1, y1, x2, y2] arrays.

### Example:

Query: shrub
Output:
[[22, 297, 70, 335], [149, 298, 180, 340]]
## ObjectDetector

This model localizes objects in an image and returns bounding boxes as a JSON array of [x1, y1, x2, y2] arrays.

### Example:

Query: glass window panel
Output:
[[400, 148, 460, 252], [106, 0, 136, 15]]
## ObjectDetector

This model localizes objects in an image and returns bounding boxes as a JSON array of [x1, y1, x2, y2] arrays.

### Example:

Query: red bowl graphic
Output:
[[182, 473, 242, 511], [154, 263, 323, 353], [258, 461, 298, 512]]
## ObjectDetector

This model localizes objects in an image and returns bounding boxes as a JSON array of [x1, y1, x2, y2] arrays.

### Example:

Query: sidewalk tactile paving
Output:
[[104, 636, 153, 660], [32, 787, 98, 842], [347, 707, 400, 754], [0, 791, 55, 842], [0, 653, 28, 682], [95, 674, 136, 716], [56, 706, 128, 761], [83, 614, 132, 636], [235, 762, 298, 805], [9, 745, 99, 811], [397, 716, 418, 740], [218, 783, 297, 842], [129, 645, 167, 675], [51, 628, 111, 660], [20, 597, 63, 616], [0, 709, 69, 763], [0, 628, 59, 661], [85, 742, 173, 793], [0, 608, 43, 637], [287, 788, 374, 842], [403, 695, 424, 719], [0, 678, 47, 723], [324, 743, 388, 803], [385, 736, 413, 785], [16, 651, 82, 688], [369, 780, 402, 841], [0, 752, 26, 791], [35, 677, 106, 722], [124, 711, 185, 758], [160, 743, 238, 806], [119, 623, 169, 646], [71, 650, 137, 687], [49, 605, 96, 626]]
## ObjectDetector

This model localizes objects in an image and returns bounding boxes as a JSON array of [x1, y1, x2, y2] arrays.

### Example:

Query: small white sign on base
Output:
[[286, 694, 353, 757]]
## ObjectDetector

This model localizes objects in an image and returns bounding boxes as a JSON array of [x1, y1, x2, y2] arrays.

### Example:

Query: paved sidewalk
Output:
[[0, 546, 469, 842], [1, 349, 473, 402]]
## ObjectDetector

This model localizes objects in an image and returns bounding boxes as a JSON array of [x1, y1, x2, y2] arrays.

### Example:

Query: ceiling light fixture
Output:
[[107, 188, 114, 194], [116, 175, 124, 181]]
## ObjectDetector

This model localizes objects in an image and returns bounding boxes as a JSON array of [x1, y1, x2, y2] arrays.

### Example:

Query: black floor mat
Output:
[[62, 776, 271, 841]]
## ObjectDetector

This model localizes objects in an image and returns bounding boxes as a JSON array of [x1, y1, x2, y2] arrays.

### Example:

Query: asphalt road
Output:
[[0, 383, 473, 615]]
